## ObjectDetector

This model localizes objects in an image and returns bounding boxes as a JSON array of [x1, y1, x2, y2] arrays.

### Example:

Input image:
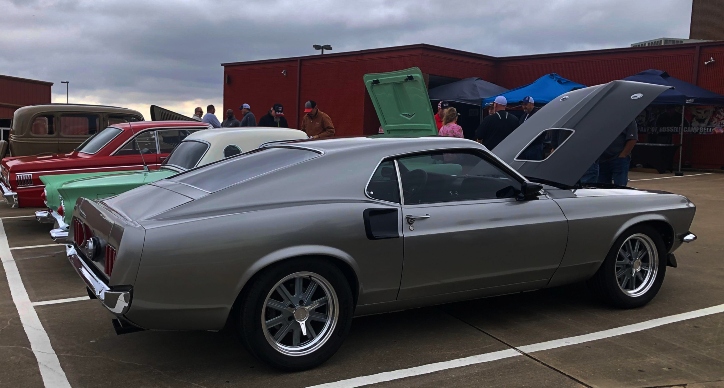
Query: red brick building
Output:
[[0, 75, 53, 121], [222, 42, 724, 168]]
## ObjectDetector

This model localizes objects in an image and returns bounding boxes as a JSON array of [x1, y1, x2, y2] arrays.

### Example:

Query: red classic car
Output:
[[0, 121, 209, 208]]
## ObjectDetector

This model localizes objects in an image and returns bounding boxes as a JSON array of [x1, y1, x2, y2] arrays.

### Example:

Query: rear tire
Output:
[[588, 225, 667, 308], [237, 258, 354, 371]]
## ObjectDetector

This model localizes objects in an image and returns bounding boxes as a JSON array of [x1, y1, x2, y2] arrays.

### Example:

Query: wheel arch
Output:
[[231, 246, 361, 313]]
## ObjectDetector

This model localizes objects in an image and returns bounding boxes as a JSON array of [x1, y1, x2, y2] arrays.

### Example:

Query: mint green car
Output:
[[36, 127, 308, 241]]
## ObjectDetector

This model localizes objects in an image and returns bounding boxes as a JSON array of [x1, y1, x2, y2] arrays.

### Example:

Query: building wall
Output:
[[223, 42, 724, 168], [0, 75, 53, 119], [223, 46, 496, 137], [690, 0, 724, 40]]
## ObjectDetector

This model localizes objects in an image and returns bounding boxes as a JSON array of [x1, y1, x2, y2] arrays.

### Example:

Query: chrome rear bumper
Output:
[[66, 244, 131, 315], [681, 233, 697, 243], [51, 228, 69, 243], [0, 180, 17, 208], [35, 210, 54, 224]]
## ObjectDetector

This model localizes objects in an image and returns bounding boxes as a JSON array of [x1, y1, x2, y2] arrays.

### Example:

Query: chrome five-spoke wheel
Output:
[[615, 233, 659, 297], [262, 271, 339, 356]]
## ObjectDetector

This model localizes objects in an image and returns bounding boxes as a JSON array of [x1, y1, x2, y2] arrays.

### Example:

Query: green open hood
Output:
[[363, 67, 438, 137]]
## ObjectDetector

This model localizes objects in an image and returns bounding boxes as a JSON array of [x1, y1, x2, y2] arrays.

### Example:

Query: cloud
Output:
[[0, 0, 692, 116]]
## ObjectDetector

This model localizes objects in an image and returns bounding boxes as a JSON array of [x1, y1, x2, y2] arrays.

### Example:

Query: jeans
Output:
[[598, 155, 631, 186], [579, 161, 599, 184]]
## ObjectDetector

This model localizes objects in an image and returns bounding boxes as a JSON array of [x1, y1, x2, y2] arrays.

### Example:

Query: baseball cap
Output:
[[494, 96, 507, 106], [521, 96, 534, 104], [304, 100, 317, 113], [272, 103, 284, 115], [438, 100, 450, 109], [239, 103, 251, 110]]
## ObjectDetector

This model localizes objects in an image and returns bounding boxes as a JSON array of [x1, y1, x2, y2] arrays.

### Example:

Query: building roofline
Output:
[[494, 40, 724, 61], [0, 74, 54, 86], [221, 43, 497, 67], [222, 40, 724, 67]]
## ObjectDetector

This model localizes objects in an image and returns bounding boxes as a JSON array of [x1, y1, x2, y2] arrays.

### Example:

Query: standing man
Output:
[[192, 107, 203, 121], [435, 101, 449, 130], [302, 100, 335, 139], [258, 103, 289, 128], [221, 109, 241, 127], [202, 105, 221, 128], [598, 121, 638, 186], [238, 103, 257, 127], [517, 96, 544, 160], [475, 96, 519, 150]]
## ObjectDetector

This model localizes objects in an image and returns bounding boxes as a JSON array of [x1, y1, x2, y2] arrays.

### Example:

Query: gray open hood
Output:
[[493, 80, 671, 186]]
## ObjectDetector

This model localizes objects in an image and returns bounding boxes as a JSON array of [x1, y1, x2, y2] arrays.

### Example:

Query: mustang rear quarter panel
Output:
[[125, 148, 409, 331], [546, 188, 695, 287]]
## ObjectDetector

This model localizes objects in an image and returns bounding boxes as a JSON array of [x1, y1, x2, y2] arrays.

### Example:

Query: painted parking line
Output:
[[0, 219, 72, 388], [10, 243, 60, 251], [32, 296, 89, 307], [629, 172, 713, 182], [309, 303, 724, 388], [0, 215, 35, 220]]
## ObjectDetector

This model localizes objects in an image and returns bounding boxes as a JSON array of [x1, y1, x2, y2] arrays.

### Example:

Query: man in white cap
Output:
[[238, 103, 256, 127], [517, 96, 545, 160], [475, 96, 519, 150]]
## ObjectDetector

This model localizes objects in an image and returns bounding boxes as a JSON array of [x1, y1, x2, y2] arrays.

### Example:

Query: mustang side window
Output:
[[366, 160, 400, 203], [398, 151, 521, 205], [116, 131, 157, 156]]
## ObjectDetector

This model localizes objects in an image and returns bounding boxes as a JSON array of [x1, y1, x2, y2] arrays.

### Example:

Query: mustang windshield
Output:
[[172, 147, 319, 192], [163, 140, 209, 170], [77, 127, 122, 154]]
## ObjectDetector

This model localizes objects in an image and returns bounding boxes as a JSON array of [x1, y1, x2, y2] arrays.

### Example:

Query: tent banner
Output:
[[636, 105, 724, 135]]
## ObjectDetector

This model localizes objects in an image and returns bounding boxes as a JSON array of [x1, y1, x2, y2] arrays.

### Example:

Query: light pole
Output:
[[61, 81, 69, 104], [313, 45, 332, 55]]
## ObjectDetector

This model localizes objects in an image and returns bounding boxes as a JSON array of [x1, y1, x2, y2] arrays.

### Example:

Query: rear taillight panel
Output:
[[105, 245, 117, 276]]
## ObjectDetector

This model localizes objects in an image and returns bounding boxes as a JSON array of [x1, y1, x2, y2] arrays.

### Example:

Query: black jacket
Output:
[[258, 112, 289, 128], [475, 111, 519, 150]]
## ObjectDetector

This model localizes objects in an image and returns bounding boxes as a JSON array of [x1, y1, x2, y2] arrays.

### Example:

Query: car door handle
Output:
[[406, 214, 430, 224]]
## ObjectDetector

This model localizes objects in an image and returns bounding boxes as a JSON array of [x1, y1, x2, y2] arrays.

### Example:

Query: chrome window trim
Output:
[[78, 126, 124, 155], [363, 157, 402, 205], [112, 129, 159, 156], [513, 127, 576, 163], [395, 159, 406, 206], [109, 126, 207, 156]]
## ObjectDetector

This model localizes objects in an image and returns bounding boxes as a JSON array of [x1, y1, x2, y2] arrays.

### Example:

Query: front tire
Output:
[[589, 225, 667, 308], [237, 259, 354, 371]]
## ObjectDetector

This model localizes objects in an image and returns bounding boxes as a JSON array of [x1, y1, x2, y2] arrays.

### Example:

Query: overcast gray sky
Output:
[[1, 0, 692, 118]]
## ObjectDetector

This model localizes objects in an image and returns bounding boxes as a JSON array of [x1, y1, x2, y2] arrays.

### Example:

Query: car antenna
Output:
[[129, 121, 149, 172]]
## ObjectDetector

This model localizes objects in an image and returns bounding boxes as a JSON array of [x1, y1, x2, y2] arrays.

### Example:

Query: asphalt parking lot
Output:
[[0, 171, 722, 388]]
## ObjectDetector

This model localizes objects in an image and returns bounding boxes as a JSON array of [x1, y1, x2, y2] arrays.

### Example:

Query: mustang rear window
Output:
[[163, 140, 209, 170], [172, 147, 319, 192], [77, 127, 122, 154]]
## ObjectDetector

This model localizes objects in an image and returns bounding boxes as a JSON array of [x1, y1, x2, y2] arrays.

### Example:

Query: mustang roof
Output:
[[494, 80, 671, 186]]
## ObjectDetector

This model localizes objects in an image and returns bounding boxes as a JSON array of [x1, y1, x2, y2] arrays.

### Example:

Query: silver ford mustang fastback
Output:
[[67, 74, 696, 371]]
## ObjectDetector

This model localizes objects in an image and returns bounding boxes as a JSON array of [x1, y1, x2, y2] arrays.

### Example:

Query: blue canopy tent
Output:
[[623, 69, 724, 173], [482, 73, 585, 106], [428, 77, 508, 105]]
